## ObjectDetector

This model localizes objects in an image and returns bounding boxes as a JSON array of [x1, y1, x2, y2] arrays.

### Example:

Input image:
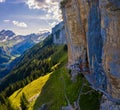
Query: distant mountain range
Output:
[[0, 29, 50, 44], [0, 29, 50, 78]]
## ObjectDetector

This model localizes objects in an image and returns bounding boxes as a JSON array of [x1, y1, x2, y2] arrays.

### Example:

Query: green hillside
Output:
[[33, 66, 101, 110], [0, 35, 102, 110], [0, 35, 53, 92], [9, 44, 101, 110], [0, 35, 68, 109]]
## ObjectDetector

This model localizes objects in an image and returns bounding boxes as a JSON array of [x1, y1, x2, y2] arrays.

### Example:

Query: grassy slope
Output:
[[9, 45, 101, 110], [33, 66, 101, 110], [9, 73, 52, 109], [9, 45, 67, 109]]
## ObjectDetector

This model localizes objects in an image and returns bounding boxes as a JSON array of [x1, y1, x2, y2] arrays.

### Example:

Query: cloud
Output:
[[0, 0, 5, 3], [26, 0, 62, 28], [49, 21, 58, 27], [12, 20, 28, 28], [38, 28, 50, 33], [3, 19, 10, 23]]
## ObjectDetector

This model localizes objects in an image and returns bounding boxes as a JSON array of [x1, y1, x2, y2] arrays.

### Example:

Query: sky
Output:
[[0, 0, 62, 35]]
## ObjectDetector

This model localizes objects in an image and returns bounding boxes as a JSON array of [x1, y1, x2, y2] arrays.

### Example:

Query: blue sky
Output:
[[0, 0, 62, 35]]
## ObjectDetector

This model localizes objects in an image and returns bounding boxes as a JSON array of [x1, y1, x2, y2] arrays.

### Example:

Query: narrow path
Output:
[[61, 70, 95, 110]]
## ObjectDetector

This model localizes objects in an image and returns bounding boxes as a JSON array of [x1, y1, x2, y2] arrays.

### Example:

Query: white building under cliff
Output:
[[52, 21, 66, 44]]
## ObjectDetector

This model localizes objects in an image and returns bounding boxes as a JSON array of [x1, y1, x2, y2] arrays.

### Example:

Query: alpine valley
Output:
[[0, 30, 50, 78]]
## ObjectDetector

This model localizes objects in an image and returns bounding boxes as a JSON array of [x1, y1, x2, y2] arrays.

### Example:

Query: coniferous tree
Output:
[[20, 93, 29, 110], [6, 98, 15, 110], [0, 94, 7, 104]]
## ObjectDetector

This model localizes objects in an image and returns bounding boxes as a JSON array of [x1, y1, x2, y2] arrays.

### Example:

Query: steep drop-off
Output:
[[61, 0, 120, 109]]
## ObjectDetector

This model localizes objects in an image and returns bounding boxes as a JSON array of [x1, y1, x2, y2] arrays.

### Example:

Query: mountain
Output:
[[0, 47, 10, 64], [0, 30, 50, 78], [0, 30, 15, 42], [0, 46, 11, 78], [0, 30, 50, 44], [0, 34, 53, 91]]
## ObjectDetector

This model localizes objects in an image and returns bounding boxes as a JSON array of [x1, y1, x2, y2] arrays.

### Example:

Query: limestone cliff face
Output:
[[62, 0, 88, 67], [61, 0, 120, 109], [100, 0, 120, 99], [52, 22, 66, 45]]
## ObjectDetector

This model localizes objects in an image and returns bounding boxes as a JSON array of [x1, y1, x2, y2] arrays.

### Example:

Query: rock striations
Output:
[[61, 0, 120, 109]]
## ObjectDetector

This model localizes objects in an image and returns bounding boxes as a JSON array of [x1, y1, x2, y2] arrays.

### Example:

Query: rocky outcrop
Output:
[[61, 0, 120, 109], [52, 21, 66, 45]]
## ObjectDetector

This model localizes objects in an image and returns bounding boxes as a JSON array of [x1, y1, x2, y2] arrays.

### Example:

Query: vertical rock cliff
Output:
[[62, 0, 88, 67], [52, 21, 66, 45], [61, 0, 120, 109], [100, 1, 120, 109]]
